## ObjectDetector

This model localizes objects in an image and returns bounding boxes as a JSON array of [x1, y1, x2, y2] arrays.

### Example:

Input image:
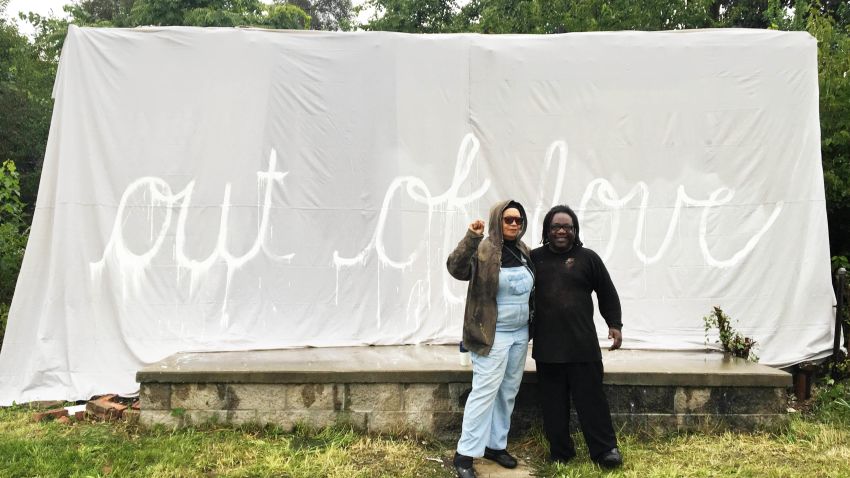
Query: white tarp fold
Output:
[[0, 26, 834, 405]]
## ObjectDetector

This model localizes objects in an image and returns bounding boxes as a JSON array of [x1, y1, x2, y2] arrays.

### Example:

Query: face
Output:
[[501, 207, 523, 241], [547, 212, 575, 252]]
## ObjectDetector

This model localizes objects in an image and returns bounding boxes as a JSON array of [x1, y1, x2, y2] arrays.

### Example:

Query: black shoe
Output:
[[453, 464, 476, 478], [453, 453, 477, 478], [484, 447, 518, 469], [550, 453, 575, 465], [596, 447, 623, 469]]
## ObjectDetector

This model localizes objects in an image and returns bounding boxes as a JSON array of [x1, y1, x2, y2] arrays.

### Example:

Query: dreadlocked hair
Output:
[[541, 204, 582, 247]]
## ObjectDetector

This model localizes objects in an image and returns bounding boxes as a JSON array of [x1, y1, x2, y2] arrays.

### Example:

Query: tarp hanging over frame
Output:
[[0, 26, 834, 405]]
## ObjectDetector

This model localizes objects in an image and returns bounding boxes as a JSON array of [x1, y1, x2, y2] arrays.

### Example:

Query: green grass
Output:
[[0, 409, 449, 477], [521, 420, 850, 477], [3, 382, 850, 477], [522, 380, 850, 478]]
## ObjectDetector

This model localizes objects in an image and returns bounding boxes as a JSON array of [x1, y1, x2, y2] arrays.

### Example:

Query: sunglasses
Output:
[[503, 216, 524, 226]]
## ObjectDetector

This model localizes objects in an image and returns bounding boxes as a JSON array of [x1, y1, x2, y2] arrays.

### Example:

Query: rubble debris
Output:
[[87, 395, 128, 420], [32, 408, 69, 422], [65, 404, 87, 421], [32, 394, 141, 424]]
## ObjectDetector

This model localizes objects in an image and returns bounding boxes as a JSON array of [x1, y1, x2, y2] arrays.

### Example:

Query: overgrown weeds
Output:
[[811, 377, 850, 426], [703, 306, 758, 361]]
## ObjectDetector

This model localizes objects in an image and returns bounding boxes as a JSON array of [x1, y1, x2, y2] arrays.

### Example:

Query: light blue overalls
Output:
[[457, 265, 533, 457]]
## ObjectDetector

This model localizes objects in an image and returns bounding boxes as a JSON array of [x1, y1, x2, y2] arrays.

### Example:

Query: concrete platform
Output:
[[137, 346, 791, 437]]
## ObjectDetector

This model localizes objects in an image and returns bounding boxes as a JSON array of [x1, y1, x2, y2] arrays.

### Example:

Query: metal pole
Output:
[[833, 268, 847, 379]]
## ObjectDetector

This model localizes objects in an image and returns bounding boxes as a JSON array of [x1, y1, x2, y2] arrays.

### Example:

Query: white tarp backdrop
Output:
[[0, 26, 835, 405]]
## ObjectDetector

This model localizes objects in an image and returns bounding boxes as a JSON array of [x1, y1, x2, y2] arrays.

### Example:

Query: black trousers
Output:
[[535, 361, 617, 461]]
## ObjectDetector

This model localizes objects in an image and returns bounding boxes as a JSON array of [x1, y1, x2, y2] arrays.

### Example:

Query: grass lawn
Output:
[[2, 382, 850, 477]]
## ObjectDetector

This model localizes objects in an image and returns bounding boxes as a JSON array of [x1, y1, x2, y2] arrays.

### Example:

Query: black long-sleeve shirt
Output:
[[530, 245, 622, 363]]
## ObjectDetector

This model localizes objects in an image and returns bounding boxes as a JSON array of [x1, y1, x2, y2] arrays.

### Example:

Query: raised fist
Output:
[[469, 219, 485, 235]]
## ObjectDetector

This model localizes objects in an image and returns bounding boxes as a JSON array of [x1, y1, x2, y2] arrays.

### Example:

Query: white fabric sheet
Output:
[[0, 26, 835, 405]]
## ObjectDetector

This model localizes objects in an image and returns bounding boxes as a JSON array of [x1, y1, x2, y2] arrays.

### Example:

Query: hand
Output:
[[608, 328, 622, 351], [469, 220, 485, 235]]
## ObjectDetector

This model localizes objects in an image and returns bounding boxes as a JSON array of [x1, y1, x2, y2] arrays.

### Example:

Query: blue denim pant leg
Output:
[[457, 326, 529, 457], [488, 326, 529, 450]]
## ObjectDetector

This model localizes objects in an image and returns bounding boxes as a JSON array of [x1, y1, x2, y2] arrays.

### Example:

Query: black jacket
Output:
[[531, 245, 621, 363]]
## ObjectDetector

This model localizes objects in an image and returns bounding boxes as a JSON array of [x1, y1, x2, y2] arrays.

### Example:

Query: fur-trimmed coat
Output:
[[446, 199, 533, 356]]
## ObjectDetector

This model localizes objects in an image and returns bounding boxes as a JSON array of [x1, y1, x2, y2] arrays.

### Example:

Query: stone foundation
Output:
[[138, 347, 791, 437]]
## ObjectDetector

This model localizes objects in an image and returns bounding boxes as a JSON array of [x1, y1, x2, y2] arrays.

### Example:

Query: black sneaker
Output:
[[483, 447, 518, 469], [596, 447, 623, 469]]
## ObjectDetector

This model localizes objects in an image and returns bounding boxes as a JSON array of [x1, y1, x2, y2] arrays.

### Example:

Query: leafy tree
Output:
[[370, 0, 721, 33], [131, 0, 204, 26], [25, 1, 314, 62], [264, 2, 312, 29], [360, 0, 459, 32], [289, 0, 354, 30], [132, 0, 263, 26], [805, 5, 850, 256], [0, 16, 31, 339], [0, 18, 36, 333], [710, 0, 792, 28], [0, 16, 55, 211], [0, 160, 25, 231], [468, 0, 542, 33], [70, 0, 136, 26], [0, 160, 28, 350]]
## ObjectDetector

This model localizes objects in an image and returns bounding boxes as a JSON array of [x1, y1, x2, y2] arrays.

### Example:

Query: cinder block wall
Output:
[[140, 381, 788, 438]]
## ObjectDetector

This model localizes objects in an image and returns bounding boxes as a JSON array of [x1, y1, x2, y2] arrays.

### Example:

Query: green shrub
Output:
[[0, 222, 26, 304], [0, 160, 25, 227], [812, 378, 850, 425], [703, 306, 758, 361], [0, 160, 28, 349]]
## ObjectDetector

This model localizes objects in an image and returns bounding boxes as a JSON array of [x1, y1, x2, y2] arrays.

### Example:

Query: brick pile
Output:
[[32, 394, 140, 425]]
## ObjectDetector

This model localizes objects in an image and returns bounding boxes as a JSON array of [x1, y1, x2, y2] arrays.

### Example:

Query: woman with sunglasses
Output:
[[446, 200, 534, 478]]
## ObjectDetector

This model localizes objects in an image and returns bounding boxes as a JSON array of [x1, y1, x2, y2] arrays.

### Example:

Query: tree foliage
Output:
[[0, 160, 28, 347], [23, 1, 323, 62], [804, 3, 850, 256], [452, 0, 718, 33], [0, 16, 55, 211], [290, 0, 354, 31], [68, 0, 352, 30], [265, 2, 313, 29], [159, 1, 313, 30], [360, 0, 807, 33], [360, 0, 459, 32]]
